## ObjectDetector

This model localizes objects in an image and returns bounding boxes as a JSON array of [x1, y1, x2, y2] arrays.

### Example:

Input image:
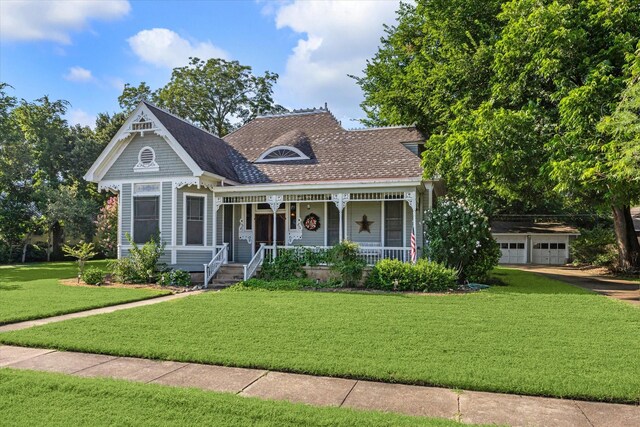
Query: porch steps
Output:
[[209, 264, 251, 288]]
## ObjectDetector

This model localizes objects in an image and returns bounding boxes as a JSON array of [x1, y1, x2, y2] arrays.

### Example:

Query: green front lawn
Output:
[[1, 268, 638, 403], [0, 369, 459, 427], [0, 261, 169, 324]]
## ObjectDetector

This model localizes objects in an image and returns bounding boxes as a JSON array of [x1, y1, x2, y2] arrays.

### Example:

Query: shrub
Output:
[[62, 242, 97, 282], [109, 234, 166, 283], [82, 267, 105, 286], [424, 198, 500, 282], [571, 227, 618, 267], [95, 196, 118, 258], [329, 240, 366, 287], [158, 269, 192, 287], [366, 259, 458, 292], [259, 249, 306, 280]]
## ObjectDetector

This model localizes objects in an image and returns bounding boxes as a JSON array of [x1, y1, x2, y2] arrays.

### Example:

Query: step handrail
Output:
[[244, 243, 266, 281], [203, 243, 229, 288]]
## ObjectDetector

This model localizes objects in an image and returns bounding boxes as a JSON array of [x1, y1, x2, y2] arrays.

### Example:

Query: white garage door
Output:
[[532, 236, 568, 265], [496, 237, 526, 264]]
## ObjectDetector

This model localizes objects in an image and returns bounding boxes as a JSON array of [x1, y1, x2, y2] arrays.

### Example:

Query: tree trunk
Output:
[[51, 221, 65, 261], [612, 205, 640, 270], [21, 233, 31, 263], [46, 229, 52, 262]]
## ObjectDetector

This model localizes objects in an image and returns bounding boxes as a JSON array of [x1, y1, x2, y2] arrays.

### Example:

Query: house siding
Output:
[[347, 201, 382, 245], [161, 182, 172, 244], [294, 202, 326, 247], [103, 134, 192, 180], [120, 183, 132, 243]]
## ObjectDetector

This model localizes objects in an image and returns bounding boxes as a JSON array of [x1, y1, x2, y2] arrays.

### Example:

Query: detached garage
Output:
[[491, 221, 579, 265]]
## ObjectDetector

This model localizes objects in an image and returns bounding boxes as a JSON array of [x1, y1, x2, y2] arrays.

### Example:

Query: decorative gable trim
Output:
[[84, 102, 204, 182], [255, 145, 310, 163]]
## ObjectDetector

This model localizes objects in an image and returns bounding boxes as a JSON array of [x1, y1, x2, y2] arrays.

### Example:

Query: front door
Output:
[[255, 213, 286, 250]]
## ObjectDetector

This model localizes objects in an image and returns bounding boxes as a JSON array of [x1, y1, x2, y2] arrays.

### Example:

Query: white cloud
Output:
[[127, 28, 228, 69], [64, 66, 93, 82], [271, 0, 400, 123], [67, 109, 96, 129], [0, 0, 130, 44]]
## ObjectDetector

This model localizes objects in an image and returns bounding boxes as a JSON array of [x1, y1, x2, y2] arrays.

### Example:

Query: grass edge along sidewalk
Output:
[[0, 368, 465, 427], [1, 268, 638, 403]]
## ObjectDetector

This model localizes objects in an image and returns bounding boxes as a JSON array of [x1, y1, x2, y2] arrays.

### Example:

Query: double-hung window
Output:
[[186, 196, 205, 245], [133, 196, 159, 244]]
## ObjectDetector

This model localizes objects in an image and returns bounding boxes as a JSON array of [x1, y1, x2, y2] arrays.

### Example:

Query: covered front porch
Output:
[[204, 182, 432, 284]]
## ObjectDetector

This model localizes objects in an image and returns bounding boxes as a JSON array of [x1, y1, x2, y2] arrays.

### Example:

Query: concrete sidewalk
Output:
[[512, 265, 639, 306], [0, 291, 202, 333], [1, 345, 637, 427]]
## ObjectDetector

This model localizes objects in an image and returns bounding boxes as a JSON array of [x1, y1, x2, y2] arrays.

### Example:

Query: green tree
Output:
[[118, 82, 156, 114], [492, 0, 639, 269], [156, 57, 285, 136], [358, 0, 640, 269]]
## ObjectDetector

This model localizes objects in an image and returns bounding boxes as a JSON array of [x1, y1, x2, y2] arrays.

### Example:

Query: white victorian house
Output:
[[85, 102, 442, 284]]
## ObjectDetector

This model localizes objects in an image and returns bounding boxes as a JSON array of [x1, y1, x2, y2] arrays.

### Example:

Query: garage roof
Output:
[[491, 221, 579, 235]]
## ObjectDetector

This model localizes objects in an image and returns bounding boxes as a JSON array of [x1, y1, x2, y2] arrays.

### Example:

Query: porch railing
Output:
[[244, 243, 266, 281], [203, 243, 228, 287], [262, 245, 410, 266]]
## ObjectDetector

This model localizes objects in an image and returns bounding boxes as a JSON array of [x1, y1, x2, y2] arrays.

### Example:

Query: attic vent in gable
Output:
[[128, 111, 158, 136], [256, 146, 310, 163], [134, 146, 159, 172]]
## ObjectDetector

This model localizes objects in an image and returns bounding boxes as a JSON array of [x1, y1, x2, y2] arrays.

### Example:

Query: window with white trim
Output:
[[186, 196, 205, 245], [256, 146, 309, 163], [134, 146, 159, 172], [133, 197, 159, 244]]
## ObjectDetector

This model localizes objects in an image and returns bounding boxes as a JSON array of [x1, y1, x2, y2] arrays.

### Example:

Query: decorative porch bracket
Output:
[[287, 217, 303, 244], [266, 195, 284, 259], [331, 193, 351, 242], [266, 195, 284, 212], [239, 218, 253, 244]]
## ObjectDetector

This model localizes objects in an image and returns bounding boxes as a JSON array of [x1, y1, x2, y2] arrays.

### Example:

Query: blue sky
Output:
[[0, 0, 401, 128]]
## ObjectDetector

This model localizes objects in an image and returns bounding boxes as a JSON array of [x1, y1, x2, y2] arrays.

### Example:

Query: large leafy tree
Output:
[[355, 0, 558, 214], [120, 58, 286, 136], [358, 0, 640, 269], [492, 0, 640, 268]]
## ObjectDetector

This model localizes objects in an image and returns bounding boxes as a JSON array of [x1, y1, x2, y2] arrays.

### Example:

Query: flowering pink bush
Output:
[[95, 196, 118, 258]]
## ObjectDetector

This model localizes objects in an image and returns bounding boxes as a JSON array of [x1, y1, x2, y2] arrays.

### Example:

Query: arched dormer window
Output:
[[134, 146, 159, 172], [256, 146, 309, 163]]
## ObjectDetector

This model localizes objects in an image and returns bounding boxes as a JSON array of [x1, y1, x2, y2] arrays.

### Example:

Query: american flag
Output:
[[410, 227, 417, 264]]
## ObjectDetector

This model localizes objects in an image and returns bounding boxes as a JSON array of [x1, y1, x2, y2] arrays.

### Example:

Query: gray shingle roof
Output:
[[147, 103, 425, 185]]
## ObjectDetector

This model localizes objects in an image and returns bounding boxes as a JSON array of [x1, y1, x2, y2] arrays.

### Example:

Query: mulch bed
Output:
[[59, 277, 197, 294]]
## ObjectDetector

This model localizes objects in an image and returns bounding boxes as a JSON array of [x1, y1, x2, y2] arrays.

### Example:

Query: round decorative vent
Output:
[[139, 147, 155, 166]]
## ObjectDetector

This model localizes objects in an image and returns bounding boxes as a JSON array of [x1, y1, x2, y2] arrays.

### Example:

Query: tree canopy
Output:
[[119, 58, 286, 136], [357, 0, 640, 268]]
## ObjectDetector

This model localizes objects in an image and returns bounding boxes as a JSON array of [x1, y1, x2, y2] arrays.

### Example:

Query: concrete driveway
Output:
[[508, 265, 639, 306]]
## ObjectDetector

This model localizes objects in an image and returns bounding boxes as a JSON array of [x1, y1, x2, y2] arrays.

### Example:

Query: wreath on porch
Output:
[[303, 213, 321, 231]]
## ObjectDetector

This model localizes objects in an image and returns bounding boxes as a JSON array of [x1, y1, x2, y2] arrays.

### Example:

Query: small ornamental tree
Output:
[[62, 242, 97, 283], [95, 196, 118, 258], [424, 198, 500, 282]]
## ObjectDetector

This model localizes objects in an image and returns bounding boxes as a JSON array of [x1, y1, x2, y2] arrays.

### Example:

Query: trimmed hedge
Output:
[[366, 259, 458, 292]]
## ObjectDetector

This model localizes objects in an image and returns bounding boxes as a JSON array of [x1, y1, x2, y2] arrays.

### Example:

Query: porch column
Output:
[[267, 195, 283, 259], [405, 191, 417, 262], [212, 195, 222, 258], [331, 193, 351, 242]]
